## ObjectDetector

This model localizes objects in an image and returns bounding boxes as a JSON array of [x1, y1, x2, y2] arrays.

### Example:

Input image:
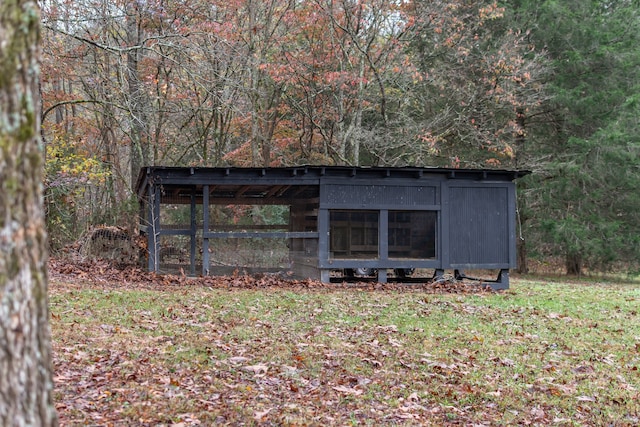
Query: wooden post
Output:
[[190, 189, 197, 276], [202, 185, 210, 276]]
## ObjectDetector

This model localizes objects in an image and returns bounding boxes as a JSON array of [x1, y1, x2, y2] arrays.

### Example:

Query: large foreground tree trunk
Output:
[[0, 1, 58, 425]]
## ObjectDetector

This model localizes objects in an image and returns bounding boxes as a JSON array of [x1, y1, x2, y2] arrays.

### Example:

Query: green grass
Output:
[[50, 278, 640, 426]]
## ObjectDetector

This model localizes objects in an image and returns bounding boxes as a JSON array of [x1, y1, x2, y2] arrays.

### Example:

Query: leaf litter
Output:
[[48, 258, 640, 426]]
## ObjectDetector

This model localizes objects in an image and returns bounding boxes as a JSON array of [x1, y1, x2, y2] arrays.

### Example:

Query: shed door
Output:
[[448, 186, 511, 266]]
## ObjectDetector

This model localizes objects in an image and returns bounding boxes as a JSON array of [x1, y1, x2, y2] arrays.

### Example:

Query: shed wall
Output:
[[447, 184, 514, 268]]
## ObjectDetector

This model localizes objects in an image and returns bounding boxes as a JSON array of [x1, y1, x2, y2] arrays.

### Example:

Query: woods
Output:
[[39, 0, 640, 274], [513, 0, 640, 274]]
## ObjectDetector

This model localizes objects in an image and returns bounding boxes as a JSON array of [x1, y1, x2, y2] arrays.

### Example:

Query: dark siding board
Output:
[[323, 184, 438, 206], [440, 183, 450, 267], [448, 186, 511, 265], [317, 209, 330, 265], [322, 204, 440, 211], [508, 185, 517, 267], [379, 210, 389, 261], [318, 259, 442, 269]]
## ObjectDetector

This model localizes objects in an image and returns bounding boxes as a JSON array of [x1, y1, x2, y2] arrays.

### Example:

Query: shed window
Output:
[[330, 211, 379, 259], [388, 211, 437, 259]]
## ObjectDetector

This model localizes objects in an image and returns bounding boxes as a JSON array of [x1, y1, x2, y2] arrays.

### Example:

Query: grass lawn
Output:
[[49, 276, 640, 426]]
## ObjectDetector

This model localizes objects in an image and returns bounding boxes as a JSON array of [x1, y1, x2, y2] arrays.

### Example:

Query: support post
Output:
[[320, 269, 331, 283], [318, 209, 329, 282], [148, 184, 160, 273], [432, 269, 445, 282], [202, 185, 210, 276], [490, 269, 510, 291], [377, 269, 388, 283], [190, 189, 197, 276]]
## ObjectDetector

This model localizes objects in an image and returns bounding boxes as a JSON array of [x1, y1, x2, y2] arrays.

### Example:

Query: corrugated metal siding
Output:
[[449, 186, 509, 265], [324, 185, 437, 206]]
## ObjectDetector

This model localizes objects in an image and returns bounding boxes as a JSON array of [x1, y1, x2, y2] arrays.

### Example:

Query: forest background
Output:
[[40, 0, 640, 276]]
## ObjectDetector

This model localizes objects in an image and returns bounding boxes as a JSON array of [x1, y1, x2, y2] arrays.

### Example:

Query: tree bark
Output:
[[565, 252, 583, 276], [0, 1, 58, 425], [126, 1, 150, 189], [516, 238, 529, 274]]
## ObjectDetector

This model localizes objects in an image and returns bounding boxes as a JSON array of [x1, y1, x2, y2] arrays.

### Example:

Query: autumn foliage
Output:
[[40, 0, 543, 171], [39, 0, 546, 249]]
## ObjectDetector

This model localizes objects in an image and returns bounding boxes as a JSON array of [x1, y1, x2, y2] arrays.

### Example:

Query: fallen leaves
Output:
[[332, 384, 364, 395], [48, 256, 494, 294], [243, 364, 269, 375], [48, 259, 640, 426]]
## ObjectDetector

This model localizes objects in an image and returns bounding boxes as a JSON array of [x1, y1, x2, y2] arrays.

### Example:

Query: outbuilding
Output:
[[136, 166, 528, 289]]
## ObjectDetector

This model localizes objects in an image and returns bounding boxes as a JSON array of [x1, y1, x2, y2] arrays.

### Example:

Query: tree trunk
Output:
[[516, 238, 529, 274], [0, 1, 58, 425], [565, 252, 583, 276], [126, 1, 150, 189]]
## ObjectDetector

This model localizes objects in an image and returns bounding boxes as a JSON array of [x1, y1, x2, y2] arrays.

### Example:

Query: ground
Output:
[[48, 258, 640, 426]]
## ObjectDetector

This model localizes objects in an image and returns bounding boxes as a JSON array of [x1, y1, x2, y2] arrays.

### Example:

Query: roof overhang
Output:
[[136, 166, 531, 205]]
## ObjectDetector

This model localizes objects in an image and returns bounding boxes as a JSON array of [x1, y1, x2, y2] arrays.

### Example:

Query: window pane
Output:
[[389, 211, 436, 259], [330, 211, 379, 259]]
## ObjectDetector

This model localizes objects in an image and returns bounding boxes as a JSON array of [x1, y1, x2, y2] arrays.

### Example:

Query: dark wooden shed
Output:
[[136, 166, 528, 289]]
